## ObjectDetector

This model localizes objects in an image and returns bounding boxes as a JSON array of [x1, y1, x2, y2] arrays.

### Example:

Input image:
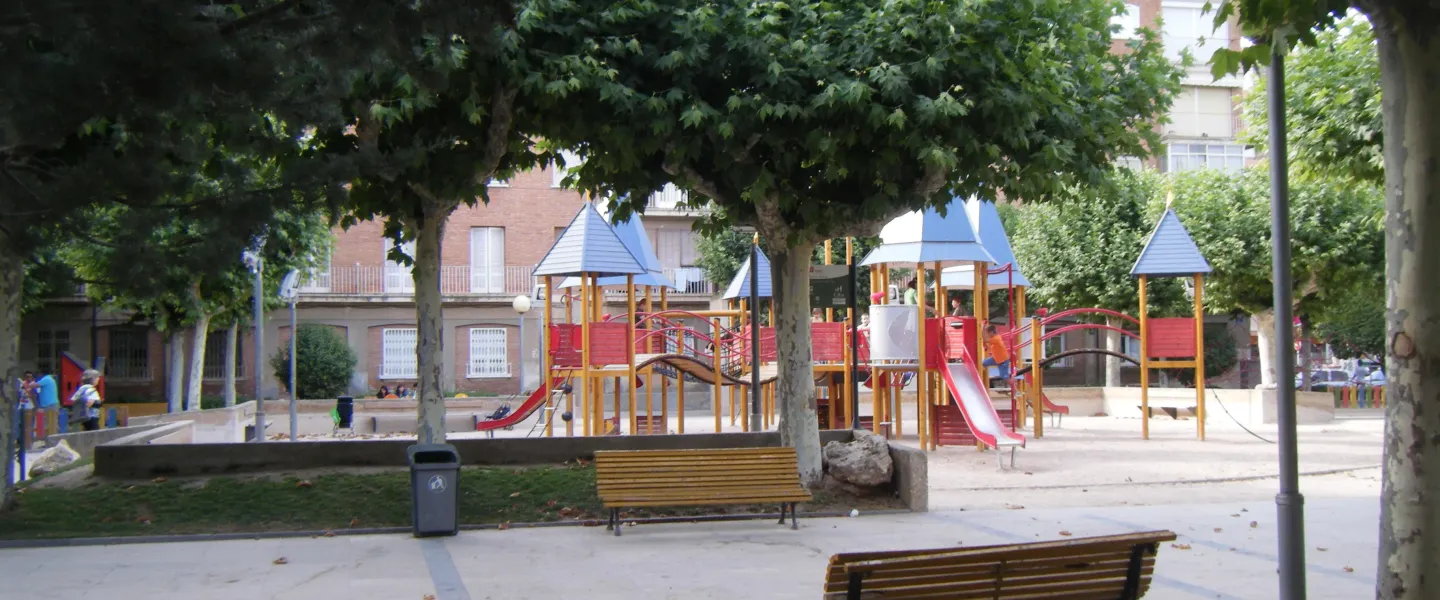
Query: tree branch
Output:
[[218, 0, 304, 35], [473, 85, 519, 188], [661, 155, 732, 207]]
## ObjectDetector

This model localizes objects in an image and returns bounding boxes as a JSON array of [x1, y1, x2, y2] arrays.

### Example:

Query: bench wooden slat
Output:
[[594, 447, 813, 535], [824, 531, 1174, 600]]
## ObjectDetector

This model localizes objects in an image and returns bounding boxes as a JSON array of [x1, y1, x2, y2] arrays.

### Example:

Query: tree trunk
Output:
[[1252, 309, 1277, 388], [412, 207, 452, 445], [224, 321, 238, 407], [1371, 8, 1440, 599], [771, 244, 823, 486], [166, 330, 185, 413], [186, 314, 210, 411], [0, 242, 23, 511], [1104, 317, 1122, 387]]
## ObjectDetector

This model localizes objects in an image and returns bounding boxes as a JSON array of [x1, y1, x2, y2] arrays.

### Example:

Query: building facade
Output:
[[19, 160, 713, 401]]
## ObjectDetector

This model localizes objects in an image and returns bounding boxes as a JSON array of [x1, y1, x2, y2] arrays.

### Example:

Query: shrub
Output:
[[271, 324, 358, 399]]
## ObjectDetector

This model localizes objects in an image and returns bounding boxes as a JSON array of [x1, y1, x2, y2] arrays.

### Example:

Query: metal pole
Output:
[[1268, 45, 1306, 600], [518, 312, 526, 396], [288, 300, 297, 442], [252, 259, 266, 443], [749, 244, 762, 430]]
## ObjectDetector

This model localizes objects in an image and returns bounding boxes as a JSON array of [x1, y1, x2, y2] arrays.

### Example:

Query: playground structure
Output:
[[479, 196, 1215, 459]]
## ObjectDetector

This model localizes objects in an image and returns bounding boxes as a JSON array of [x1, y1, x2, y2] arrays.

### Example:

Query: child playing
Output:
[[982, 324, 1011, 383]]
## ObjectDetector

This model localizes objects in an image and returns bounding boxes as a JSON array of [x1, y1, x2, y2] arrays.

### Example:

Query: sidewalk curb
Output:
[[0, 509, 913, 549], [935, 464, 1380, 493]]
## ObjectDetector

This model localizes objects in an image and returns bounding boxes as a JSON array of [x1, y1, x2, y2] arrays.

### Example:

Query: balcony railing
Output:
[[300, 265, 536, 297], [666, 267, 715, 295]]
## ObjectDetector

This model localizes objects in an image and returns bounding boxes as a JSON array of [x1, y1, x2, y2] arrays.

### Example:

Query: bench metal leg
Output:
[[846, 572, 864, 600], [1120, 543, 1151, 599], [777, 503, 788, 525], [790, 503, 798, 530]]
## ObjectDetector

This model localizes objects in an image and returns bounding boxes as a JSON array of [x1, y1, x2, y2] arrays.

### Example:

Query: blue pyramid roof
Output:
[[940, 199, 1031, 288], [722, 247, 772, 299], [1131, 209, 1212, 277], [534, 203, 647, 277], [556, 210, 676, 289], [859, 197, 996, 266]]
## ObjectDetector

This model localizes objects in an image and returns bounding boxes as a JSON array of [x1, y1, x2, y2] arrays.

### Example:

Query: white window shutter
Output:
[[468, 328, 508, 378], [382, 328, 418, 379]]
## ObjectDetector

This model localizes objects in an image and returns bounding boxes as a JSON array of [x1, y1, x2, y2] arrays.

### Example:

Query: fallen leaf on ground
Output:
[[1344, 567, 1354, 573], [152, 477, 168, 483], [1242, 508, 1249, 512], [296, 480, 313, 488], [323, 530, 335, 538], [1249, 521, 1259, 528], [273, 557, 289, 565], [509, 492, 522, 497], [349, 518, 360, 528], [1023, 472, 1033, 475], [1170, 543, 1192, 550], [1214, 528, 1223, 533], [498, 523, 511, 530], [546, 500, 558, 507], [1004, 504, 1025, 510], [1229, 548, 1237, 552], [1317, 547, 1329, 552], [1058, 531, 1072, 537], [423, 595, 436, 600]]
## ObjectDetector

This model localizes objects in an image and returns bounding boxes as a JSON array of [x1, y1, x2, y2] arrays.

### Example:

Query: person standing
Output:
[[68, 370, 103, 431], [33, 370, 59, 433]]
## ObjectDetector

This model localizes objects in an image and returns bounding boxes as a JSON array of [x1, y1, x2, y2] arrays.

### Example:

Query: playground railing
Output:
[[1333, 384, 1386, 409]]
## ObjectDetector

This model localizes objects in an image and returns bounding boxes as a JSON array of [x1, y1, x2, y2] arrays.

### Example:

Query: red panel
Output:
[[812, 323, 845, 362], [1146, 318, 1197, 358], [549, 324, 582, 367], [588, 322, 630, 366], [941, 317, 979, 364]]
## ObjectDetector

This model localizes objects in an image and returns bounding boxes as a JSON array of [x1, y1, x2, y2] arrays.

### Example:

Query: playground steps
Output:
[[933, 395, 1017, 447]]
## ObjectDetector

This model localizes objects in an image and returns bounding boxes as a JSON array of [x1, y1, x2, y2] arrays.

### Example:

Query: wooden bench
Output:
[[594, 447, 813, 536], [823, 530, 1177, 599]]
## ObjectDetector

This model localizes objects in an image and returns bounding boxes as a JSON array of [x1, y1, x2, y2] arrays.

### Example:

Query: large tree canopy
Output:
[[540, 0, 1181, 482]]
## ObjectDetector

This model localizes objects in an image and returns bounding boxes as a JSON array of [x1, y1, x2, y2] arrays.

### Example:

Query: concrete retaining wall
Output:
[[45, 423, 164, 460], [94, 430, 859, 478], [1043, 387, 1334, 425], [888, 443, 928, 512]]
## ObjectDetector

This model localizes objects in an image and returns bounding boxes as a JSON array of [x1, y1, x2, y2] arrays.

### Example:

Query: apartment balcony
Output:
[[591, 267, 715, 300], [644, 184, 709, 216], [299, 265, 537, 300]]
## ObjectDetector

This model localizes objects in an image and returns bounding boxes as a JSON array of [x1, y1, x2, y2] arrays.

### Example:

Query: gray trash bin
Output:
[[407, 443, 461, 537]]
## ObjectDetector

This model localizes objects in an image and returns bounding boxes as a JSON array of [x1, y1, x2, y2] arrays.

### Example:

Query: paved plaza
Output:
[[2, 413, 1385, 599]]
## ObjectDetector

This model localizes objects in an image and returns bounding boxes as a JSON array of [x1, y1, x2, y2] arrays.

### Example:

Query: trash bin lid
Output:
[[407, 443, 460, 465]]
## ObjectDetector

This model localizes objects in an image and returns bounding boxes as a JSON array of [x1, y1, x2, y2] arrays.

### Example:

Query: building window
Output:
[[1122, 336, 1142, 360], [384, 238, 416, 294], [552, 150, 581, 188], [1115, 156, 1146, 171], [381, 328, 418, 379], [470, 227, 506, 294], [1165, 86, 1235, 139], [203, 330, 243, 380], [487, 178, 509, 187], [36, 329, 70, 375], [108, 329, 149, 380], [1112, 3, 1140, 39], [1168, 142, 1245, 172], [1044, 335, 1073, 368], [468, 328, 509, 378], [1162, 2, 1231, 63]]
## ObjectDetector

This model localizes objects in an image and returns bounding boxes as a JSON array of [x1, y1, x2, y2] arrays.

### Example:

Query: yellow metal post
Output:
[[645, 286, 654, 434], [543, 276, 554, 437], [627, 275, 637, 436], [1139, 275, 1150, 440], [824, 239, 834, 322], [1195, 273, 1206, 441]]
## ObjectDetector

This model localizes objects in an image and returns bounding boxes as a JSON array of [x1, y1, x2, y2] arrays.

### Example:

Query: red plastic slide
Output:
[[1020, 372, 1069, 416], [936, 342, 1026, 451], [475, 379, 564, 432]]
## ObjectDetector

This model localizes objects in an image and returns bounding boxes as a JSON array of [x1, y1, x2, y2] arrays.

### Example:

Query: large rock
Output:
[[28, 440, 80, 477], [823, 429, 893, 488]]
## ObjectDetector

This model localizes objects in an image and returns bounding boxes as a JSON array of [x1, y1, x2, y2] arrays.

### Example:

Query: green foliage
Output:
[[1168, 169, 1384, 318], [1207, 0, 1351, 78], [541, 0, 1183, 243], [1313, 278, 1385, 360], [1010, 169, 1186, 317], [1241, 14, 1382, 186], [1168, 324, 1241, 385], [695, 229, 753, 288], [271, 325, 358, 400]]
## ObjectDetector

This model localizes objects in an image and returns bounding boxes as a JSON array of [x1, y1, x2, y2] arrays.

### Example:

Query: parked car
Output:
[[1295, 369, 1350, 390]]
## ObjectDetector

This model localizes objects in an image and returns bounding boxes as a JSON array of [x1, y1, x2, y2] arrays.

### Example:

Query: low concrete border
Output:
[[45, 423, 164, 460], [95, 430, 858, 478], [888, 443, 928, 512]]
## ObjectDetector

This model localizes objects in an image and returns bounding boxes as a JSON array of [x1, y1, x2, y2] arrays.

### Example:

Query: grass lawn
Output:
[[0, 464, 901, 540]]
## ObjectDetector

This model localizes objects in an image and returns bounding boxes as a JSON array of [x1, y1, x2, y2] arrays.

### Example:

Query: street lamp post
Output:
[[513, 295, 533, 396], [279, 271, 300, 443], [242, 244, 265, 443]]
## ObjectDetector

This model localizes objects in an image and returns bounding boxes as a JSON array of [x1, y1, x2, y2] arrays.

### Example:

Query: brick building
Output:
[[19, 160, 713, 401]]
